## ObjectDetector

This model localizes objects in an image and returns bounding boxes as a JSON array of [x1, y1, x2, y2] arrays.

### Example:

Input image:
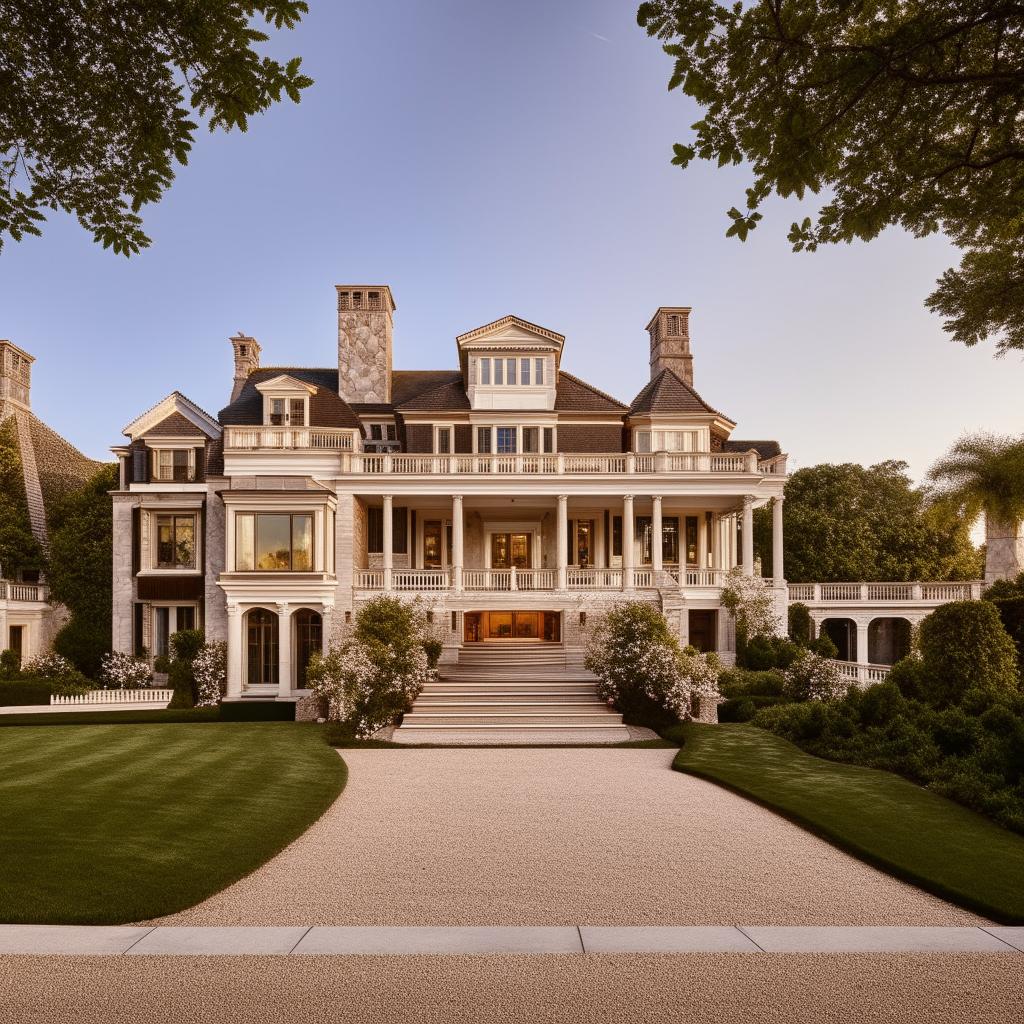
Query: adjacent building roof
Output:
[[628, 368, 732, 421]]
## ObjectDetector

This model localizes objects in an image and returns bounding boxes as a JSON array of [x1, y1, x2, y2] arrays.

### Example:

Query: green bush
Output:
[[718, 668, 786, 699], [983, 573, 1024, 602], [718, 694, 788, 722], [167, 660, 195, 709], [422, 638, 443, 670], [739, 635, 802, 670], [992, 597, 1024, 670], [809, 632, 839, 659], [53, 615, 109, 679], [918, 601, 1020, 708], [153, 654, 172, 674], [218, 700, 295, 722], [0, 678, 52, 705], [169, 629, 204, 664], [323, 719, 355, 745], [888, 656, 928, 700], [0, 648, 21, 679], [788, 602, 813, 645]]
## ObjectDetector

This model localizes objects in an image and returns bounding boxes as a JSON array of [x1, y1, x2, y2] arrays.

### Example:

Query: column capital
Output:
[[557, 493, 568, 503], [774, 493, 785, 504], [651, 494, 663, 503], [276, 601, 290, 614], [226, 603, 240, 617], [381, 493, 393, 502], [743, 494, 755, 508], [623, 493, 634, 502], [451, 493, 463, 502]]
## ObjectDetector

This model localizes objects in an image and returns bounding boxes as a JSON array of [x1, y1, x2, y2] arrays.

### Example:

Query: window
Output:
[[494, 359, 504, 385], [496, 427, 517, 454], [289, 398, 305, 427], [270, 398, 285, 426], [612, 515, 622, 557], [522, 427, 539, 454], [520, 358, 531, 385], [477, 426, 492, 454], [235, 513, 314, 571], [636, 516, 681, 564], [156, 514, 196, 569], [505, 358, 516, 385], [635, 431, 651, 454], [685, 516, 698, 565], [634, 429, 700, 453], [153, 449, 193, 482], [667, 314, 679, 335], [153, 605, 196, 657], [480, 358, 491, 385], [543, 427, 554, 453], [366, 506, 408, 554], [436, 427, 451, 454], [535, 358, 544, 385], [369, 423, 397, 441]]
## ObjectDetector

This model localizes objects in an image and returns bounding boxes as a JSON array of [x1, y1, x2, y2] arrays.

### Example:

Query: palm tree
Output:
[[927, 434, 1024, 585]]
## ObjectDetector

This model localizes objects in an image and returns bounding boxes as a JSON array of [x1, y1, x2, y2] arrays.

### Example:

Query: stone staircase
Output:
[[391, 643, 632, 745]]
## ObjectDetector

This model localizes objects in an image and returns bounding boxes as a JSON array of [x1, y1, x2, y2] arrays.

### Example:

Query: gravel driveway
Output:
[[156, 748, 984, 927]]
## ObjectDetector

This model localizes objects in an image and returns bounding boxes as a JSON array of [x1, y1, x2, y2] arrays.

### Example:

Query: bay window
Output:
[[235, 513, 314, 571], [156, 514, 196, 569]]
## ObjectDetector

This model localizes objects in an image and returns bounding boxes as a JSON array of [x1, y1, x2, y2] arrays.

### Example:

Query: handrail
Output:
[[788, 581, 984, 603], [224, 426, 357, 451], [0, 580, 48, 602]]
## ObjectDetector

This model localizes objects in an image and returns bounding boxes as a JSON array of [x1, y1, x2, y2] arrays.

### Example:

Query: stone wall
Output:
[[203, 485, 227, 642], [111, 495, 136, 652], [337, 304, 393, 405]]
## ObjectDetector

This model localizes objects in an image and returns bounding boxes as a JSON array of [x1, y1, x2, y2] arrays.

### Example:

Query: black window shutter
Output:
[[566, 518, 574, 566], [393, 507, 408, 555], [194, 446, 205, 482], [131, 507, 141, 575], [367, 507, 383, 553], [132, 446, 146, 484], [133, 603, 145, 657]]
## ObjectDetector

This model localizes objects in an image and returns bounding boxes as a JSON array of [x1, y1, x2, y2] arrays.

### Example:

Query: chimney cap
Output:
[[645, 306, 692, 333], [335, 284, 396, 311]]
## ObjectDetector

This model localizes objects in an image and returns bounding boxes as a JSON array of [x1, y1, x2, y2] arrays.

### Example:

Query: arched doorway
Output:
[[821, 618, 857, 661], [869, 618, 912, 665], [246, 608, 279, 687], [294, 609, 323, 690]]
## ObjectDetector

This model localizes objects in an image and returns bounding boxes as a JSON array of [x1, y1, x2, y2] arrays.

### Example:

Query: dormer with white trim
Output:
[[456, 315, 563, 411], [254, 374, 318, 428]]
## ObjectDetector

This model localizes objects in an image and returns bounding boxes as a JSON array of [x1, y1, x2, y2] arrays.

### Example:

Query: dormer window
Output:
[[368, 423, 397, 442], [152, 448, 195, 482]]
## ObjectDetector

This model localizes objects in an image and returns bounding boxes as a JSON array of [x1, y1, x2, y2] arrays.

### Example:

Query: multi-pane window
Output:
[[289, 399, 305, 426], [535, 358, 544, 385], [496, 427, 517, 454], [543, 427, 554, 453], [612, 515, 622, 557], [477, 426, 492, 454], [368, 423, 397, 441], [520, 358, 531, 385], [634, 430, 700, 453], [270, 399, 286, 425], [494, 359, 504, 385], [235, 513, 314, 571], [156, 514, 196, 569], [479, 358, 491, 385], [436, 427, 451, 454], [505, 358, 516, 385], [636, 516, 681, 564], [153, 449, 192, 482], [522, 427, 539, 454]]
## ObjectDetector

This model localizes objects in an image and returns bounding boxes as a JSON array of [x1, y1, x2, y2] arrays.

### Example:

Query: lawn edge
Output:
[[673, 730, 1024, 925]]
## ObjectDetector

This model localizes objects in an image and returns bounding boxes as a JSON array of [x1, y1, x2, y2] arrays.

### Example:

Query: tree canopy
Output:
[[0, 416, 43, 577], [927, 433, 1024, 526], [755, 461, 983, 583], [638, 1, 1024, 353], [1, 1, 312, 255]]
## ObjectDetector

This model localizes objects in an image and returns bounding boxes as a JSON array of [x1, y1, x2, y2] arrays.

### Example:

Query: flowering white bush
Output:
[[22, 652, 76, 680], [192, 641, 227, 707], [720, 567, 780, 645], [784, 651, 847, 702], [308, 595, 429, 738], [585, 602, 720, 722], [100, 650, 152, 690]]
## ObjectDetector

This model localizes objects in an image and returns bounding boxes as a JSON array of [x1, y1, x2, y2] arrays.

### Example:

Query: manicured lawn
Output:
[[674, 723, 1024, 922], [0, 723, 347, 924]]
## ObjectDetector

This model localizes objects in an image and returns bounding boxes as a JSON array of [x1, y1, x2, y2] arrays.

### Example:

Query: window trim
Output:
[[261, 392, 310, 428], [433, 424, 454, 455], [154, 512, 198, 570], [234, 512, 317, 572]]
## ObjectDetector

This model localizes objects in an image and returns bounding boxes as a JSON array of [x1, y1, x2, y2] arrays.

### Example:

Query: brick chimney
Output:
[[646, 307, 693, 385], [0, 340, 34, 414], [230, 333, 261, 403], [336, 285, 395, 405]]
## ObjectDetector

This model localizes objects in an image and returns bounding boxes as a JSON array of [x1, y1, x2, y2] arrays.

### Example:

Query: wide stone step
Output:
[[423, 684, 598, 695], [417, 694, 601, 705], [414, 701, 609, 712], [403, 711, 623, 727], [439, 670, 597, 682], [390, 726, 634, 745]]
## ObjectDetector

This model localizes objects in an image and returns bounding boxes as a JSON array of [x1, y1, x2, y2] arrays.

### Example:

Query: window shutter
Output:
[[367, 507, 383, 553], [393, 507, 408, 555], [131, 507, 141, 575], [566, 519, 574, 566], [133, 603, 145, 657], [132, 446, 146, 484], [194, 447, 205, 481]]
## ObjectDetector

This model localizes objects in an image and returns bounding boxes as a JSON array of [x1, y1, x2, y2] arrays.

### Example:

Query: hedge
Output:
[[219, 701, 296, 722], [0, 679, 52, 706], [718, 695, 789, 723]]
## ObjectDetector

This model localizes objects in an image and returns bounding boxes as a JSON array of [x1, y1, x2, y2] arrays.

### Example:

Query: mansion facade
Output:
[[110, 286, 789, 705]]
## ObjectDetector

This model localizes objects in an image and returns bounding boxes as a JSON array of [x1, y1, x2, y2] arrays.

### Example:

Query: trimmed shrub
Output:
[[888, 656, 928, 701], [53, 615, 109, 679], [992, 597, 1024, 670], [422, 638, 443, 670], [809, 632, 839, 659], [788, 602, 813, 645], [153, 655, 172, 674], [982, 573, 1024, 602], [168, 660, 194, 708], [218, 700, 295, 722], [169, 629, 205, 664], [0, 678, 52, 705], [0, 648, 21, 679], [718, 668, 786, 699], [783, 651, 848, 702], [918, 601, 1020, 708], [717, 695, 788, 722], [740, 635, 802, 670]]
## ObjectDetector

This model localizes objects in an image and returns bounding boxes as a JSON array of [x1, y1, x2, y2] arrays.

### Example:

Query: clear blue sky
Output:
[[1, 0, 1020, 477]]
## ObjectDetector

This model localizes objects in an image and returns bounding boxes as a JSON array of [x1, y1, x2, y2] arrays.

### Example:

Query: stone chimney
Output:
[[0, 340, 34, 414], [646, 307, 693, 386], [336, 285, 395, 405], [230, 333, 261, 403]]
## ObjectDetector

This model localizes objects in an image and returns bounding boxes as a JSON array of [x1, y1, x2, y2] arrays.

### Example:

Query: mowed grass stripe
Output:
[[673, 723, 1024, 923], [0, 723, 347, 925]]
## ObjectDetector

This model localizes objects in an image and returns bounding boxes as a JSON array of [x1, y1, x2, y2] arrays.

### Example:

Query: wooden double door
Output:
[[464, 611, 561, 642]]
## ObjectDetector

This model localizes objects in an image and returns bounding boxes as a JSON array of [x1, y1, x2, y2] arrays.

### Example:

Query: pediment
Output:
[[254, 374, 318, 395], [122, 392, 221, 441], [456, 315, 565, 355]]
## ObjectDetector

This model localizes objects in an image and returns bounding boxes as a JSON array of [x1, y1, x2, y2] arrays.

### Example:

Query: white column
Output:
[[856, 621, 870, 666], [226, 605, 242, 698], [697, 512, 708, 570], [556, 495, 568, 590], [772, 495, 785, 582], [651, 496, 663, 574], [622, 494, 635, 591], [742, 496, 754, 575], [711, 513, 721, 571], [382, 494, 393, 592], [452, 494, 464, 592], [321, 604, 334, 655], [277, 602, 291, 697]]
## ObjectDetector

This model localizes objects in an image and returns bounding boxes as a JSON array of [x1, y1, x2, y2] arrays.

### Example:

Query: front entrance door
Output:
[[575, 520, 594, 568], [464, 611, 561, 642], [688, 610, 717, 653], [293, 609, 322, 689], [491, 532, 531, 569], [8, 626, 23, 668]]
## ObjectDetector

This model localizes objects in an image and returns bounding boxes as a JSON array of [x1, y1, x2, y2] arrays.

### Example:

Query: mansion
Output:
[[110, 285, 789, 707]]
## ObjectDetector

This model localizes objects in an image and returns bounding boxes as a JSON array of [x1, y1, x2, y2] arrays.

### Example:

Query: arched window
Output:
[[294, 609, 323, 690], [246, 609, 279, 686]]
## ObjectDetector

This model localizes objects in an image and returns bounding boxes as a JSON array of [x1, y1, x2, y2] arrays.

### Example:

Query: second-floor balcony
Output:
[[0, 580, 48, 603]]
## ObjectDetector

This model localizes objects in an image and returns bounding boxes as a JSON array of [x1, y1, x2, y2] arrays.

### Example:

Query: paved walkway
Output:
[[157, 748, 985, 927]]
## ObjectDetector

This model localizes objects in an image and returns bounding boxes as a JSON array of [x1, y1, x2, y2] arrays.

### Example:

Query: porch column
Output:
[[382, 493, 393, 592], [452, 494, 464, 592], [622, 494, 635, 591], [556, 494, 568, 590], [651, 495, 663, 574], [226, 604, 242, 698], [277, 602, 292, 697], [742, 496, 754, 575], [697, 512, 708, 570], [711, 512, 721, 571], [321, 604, 334, 655], [772, 495, 785, 582], [856, 621, 870, 666]]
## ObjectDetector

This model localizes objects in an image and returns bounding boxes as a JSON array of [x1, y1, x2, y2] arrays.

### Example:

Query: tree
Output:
[[46, 464, 117, 676], [638, 1, 1024, 353], [755, 461, 983, 583], [927, 433, 1024, 584], [1, 2, 312, 255]]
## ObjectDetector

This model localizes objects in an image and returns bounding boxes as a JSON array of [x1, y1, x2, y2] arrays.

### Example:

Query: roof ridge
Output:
[[630, 368, 732, 422], [557, 370, 628, 410]]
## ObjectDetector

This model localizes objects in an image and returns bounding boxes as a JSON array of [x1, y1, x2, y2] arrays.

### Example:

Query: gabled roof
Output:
[[723, 439, 782, 460], [218, 368, 361, 429], [254, 374, 318, 395], [396, 375, 471, 412], [555, 372, 628, 413], [628, 369, 733, 422], [456, 314, 565, 349], [123, 392, 222, 440], [390, 370, 463, 408]]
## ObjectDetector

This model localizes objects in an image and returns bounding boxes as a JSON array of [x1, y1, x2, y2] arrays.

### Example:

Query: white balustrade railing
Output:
[[50, 688, 173, 706], [0, 580, 47, 602], [829, 661, 891, 687], [685, 568, 727, 587], [391, 569, 450, 591], [463, 568, 512, 591], [788, 581, 984, 604], [567, 567, 623, 590], [355, 569, 386, 590], [224, 426, 356, 450], [517, 568, 558, 591]]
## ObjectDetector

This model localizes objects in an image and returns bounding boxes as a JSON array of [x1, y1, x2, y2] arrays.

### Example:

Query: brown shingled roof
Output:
[[218, 368, 361, 429], [629, 368, 732, 421], [723, 439, 782, 460], [554, 372, 628, 412], [396, 375, 470, 412]]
